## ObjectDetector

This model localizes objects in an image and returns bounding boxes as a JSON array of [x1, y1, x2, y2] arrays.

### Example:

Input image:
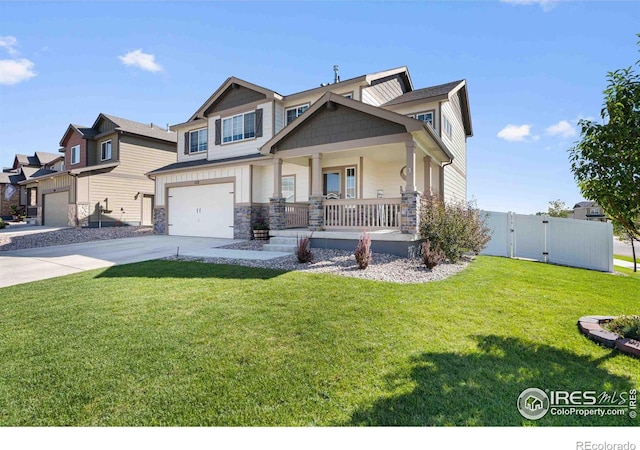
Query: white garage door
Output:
[[44, 191, 69, 227], [168, 183, 234, 238]]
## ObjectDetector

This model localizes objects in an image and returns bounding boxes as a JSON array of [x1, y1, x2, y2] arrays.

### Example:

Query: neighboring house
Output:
[[147, 66, 472, 254], [573, 201, 607, 222], [21, 114, 176, 227], [1, 151, 63, 220]]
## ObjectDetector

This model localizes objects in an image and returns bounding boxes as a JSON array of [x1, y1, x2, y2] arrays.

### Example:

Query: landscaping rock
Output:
[[578, 321, 602, 333], [578, 316, 600, 324]]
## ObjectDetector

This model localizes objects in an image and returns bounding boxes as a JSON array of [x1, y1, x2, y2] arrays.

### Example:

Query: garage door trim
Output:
[[43, 189, 70, 227], [165, 176, 236, 237]]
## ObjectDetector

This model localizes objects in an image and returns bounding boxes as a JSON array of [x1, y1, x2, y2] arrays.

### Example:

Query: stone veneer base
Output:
[[578, 315, 640, 358]]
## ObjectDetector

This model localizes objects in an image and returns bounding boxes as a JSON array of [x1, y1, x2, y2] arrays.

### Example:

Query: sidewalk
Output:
[[613, 258, 637, 270]]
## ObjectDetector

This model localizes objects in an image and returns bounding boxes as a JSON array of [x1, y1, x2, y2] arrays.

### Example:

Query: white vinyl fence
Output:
[[481, 211, 613, 272]]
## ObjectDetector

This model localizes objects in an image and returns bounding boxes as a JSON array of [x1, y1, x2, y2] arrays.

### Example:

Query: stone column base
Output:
[[153, 207, 166, 235], [308, 195, 324, 231], [269, 198, 286, 231], [401, 191, 421, 234]]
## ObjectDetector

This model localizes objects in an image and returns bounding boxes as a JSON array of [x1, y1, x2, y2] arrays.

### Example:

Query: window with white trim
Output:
[[100, 140, 112, 161], [222, 111, 255, 143], [285, 104, 309, 125], [345, 167, 356, 199], [70, 145, 80, 165], [282, 175, 295, 202], [189, 128, 207, 153], [342, 93, 353, 99], [443, 116, 453, 138], [415, 111, 434, 128]]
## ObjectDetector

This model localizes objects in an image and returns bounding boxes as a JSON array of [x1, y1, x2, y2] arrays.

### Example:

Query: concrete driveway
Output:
[[0, 235, 239, 288]]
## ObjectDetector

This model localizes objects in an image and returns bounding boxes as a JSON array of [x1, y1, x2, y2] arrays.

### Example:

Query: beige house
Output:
[[22, 114, 176, 227], [148, 66, 472, 254], [1, 152, 63, 220], [572, 201, 607, 222]]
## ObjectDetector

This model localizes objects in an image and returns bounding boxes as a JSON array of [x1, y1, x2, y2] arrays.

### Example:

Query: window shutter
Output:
[[255, 108, 263, 138], [215, 119, 221, 145], [184, 132, 190, 155]]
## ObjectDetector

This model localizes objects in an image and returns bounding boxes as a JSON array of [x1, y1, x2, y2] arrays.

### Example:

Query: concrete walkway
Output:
[[613, 258, 638, 270], [0, 235, 288, 288]]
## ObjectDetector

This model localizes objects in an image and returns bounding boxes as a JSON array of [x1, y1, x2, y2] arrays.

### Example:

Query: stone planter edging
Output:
[[578, 316, 640, 358]]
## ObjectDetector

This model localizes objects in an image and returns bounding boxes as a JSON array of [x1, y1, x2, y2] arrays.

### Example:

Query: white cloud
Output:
[[546, 120, 576, 138], [497, 124, 531, 142], [0, 58, 36, 85], [0, 36, 19, 55], [118, 49, 163, 73], [500, 0, 557, 11]]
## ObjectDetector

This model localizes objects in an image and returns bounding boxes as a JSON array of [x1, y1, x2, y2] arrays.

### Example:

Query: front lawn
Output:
[[0, 256, 638, 426]]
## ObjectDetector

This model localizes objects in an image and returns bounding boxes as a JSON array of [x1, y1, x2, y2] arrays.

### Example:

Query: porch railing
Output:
[[285, 202, 309, 228], [323, 198, 401, 229]]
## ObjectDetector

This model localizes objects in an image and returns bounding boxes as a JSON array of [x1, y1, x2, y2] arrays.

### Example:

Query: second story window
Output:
[[100, 140, 112, 161], [189, 128, 207, 153], [415, 111, 434, 128], [222, 111, 255, 143], [443, 116, 453, 139], [285, 104, 309, 125], [70, 145, 80, 165]]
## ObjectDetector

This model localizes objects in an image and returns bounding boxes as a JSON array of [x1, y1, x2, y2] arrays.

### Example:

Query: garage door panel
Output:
[[168, 183, 234, 238], [44, 192, 69, 227]]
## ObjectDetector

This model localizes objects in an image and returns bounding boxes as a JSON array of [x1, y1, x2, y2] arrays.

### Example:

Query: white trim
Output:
[[221, 111, 256, 144], [189, 127, 208, 153], [284, 103, 309, 125], [443, 115, 453, 139], [415, 110, 435, 128], [100, 140, 112, 161], [70, 144, 80, 165]]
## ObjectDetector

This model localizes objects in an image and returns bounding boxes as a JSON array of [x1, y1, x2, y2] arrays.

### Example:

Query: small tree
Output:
[[546, 199, 569, 218], [419, 195, 491, 263], [568, 34, 640, 271]]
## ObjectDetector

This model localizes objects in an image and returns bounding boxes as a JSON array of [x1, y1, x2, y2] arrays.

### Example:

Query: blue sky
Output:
[[0, 1, 638, 214]]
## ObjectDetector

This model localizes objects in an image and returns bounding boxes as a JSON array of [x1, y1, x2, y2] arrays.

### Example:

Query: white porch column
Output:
[[405, 140, 416, 192], [272, 158, 283, 198], [311, 153, 323, 196]]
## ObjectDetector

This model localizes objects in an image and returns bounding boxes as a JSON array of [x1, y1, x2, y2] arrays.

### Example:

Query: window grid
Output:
[[285, 104, 309, 125], [223, 112, 256, 143]]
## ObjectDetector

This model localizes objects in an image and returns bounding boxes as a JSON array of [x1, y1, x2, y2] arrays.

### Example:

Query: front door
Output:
[[323, 171, 341, 199]]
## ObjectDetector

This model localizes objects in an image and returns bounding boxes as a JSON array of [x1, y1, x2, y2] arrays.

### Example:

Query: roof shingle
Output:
[[382, 80, 464, 107]]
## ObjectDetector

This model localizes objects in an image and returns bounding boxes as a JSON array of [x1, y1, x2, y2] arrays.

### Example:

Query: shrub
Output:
[[421, 239, 444, 269], [0, 219, 6, 229], [419, 194, 492, 263], [296, 235, 313, 263], [354, 232, 372, 270], [605, 315, 640, 340]]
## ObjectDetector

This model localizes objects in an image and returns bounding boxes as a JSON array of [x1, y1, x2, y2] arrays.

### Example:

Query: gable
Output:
[[95, 116, 117, 133], [275, 102, 406, 151], [61, 126, 83, 147], [204, 84, 267, 116]]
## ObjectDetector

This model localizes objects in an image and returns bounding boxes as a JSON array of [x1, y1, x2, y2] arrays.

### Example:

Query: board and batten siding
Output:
[[155, 165, 251, 208], [255, 162, 310, 204], [274, 102, 285, 134], [440, 92, 467, 202], [207, 101, 273, 161]]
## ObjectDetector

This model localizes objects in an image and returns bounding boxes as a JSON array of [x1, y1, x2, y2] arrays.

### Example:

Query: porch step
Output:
[[263, 236, 299, 253]]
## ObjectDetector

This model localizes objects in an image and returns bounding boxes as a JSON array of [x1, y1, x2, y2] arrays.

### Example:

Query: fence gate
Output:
[[481, 211, 613, 272]]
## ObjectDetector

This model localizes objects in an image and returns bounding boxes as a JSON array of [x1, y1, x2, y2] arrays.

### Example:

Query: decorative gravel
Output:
[[169, 244, 472, 284], [0, 226, 153, 252]]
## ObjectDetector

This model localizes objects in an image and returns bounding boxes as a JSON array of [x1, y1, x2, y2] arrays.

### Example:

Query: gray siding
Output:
[[97, 118, 117, 133], [276, 104, 405, 151], [206, 85, 267, 115]]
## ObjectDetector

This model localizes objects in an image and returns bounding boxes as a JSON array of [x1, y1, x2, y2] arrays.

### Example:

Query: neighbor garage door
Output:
[[167, 183, 234, 238], [43, 191, 69, 227]]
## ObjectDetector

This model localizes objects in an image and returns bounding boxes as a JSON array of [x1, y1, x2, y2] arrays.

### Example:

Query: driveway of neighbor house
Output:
[[0, 235, 287, 288]]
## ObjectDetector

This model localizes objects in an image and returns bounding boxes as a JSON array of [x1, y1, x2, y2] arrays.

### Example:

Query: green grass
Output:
[[0, 256, 638, 426], [615, 254, 638, 264]]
